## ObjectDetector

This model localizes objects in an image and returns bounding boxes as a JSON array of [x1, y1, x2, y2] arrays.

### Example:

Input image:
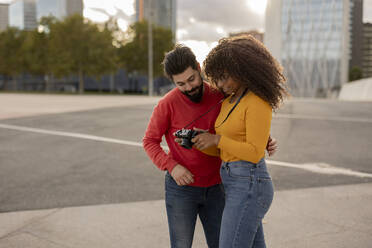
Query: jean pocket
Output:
[[257, 177, 274, 217], [226, 163, 253, 180]]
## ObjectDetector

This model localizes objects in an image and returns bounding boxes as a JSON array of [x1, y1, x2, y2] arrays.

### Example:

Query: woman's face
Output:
[[216, 75, 241, 96]]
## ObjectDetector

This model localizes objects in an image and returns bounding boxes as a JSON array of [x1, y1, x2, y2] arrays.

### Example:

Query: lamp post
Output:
[[148, 0, 154, 96]]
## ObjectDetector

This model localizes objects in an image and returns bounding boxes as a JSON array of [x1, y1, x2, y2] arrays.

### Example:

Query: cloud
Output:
[[177, 0, 264, 43], [180, 40, 218, 64], [364, 0, 372, 23]]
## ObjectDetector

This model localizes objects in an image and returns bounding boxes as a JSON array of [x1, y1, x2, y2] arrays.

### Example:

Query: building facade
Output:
[[0, 3, 9, 31], [37, 0, 83, 22], [9, 0, 37, 30], [350, 0, 363, 70], [362, 23, 372, 78], [136, 0, 176, 35], [265, 0, 361, 97]]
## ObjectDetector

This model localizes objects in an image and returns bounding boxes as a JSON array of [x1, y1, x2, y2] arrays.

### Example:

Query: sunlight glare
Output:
[[246, 0, 268, 15]]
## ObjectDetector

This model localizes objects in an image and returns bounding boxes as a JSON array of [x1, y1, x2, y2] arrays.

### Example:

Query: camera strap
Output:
[[183, 97, 225, 129], [183, 87, 248, 130], [215, 87, 248, 128]]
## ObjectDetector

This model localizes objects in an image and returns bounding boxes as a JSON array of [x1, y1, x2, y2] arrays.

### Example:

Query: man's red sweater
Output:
[[143, 83, 224, 187]]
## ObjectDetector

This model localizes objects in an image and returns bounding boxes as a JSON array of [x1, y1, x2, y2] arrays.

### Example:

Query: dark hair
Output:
[[162, 44, 198, 80], [203, 35, 289, 109]]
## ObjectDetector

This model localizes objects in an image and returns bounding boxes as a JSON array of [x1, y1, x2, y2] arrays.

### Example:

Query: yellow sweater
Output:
[[204, 92, 272, 163]]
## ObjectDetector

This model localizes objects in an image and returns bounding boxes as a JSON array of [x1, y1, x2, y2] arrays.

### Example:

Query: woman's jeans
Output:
[[165, 172, 225, 248], [219, 159, 274, 248]]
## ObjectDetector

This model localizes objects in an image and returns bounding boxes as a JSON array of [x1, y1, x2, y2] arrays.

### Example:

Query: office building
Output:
[[136, 0, 176, 35], [9, 0, 37, 30], [350, 0, 363, 70], [37, 0, 83, 21], [362, 23, 372, 78], [265, 0, 363, 97], [0, 3, 9, 31]]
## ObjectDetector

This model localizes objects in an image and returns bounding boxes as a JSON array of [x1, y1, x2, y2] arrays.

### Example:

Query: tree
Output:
[[118, 21, 174, 78], [349, 66, 363, 82], [0, 28, 27, 90], [21, 28, 52, 91], [48, 14, 118, 94]]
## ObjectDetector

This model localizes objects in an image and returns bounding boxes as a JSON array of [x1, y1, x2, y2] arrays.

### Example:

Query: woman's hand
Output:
[[192, 129, 221, 150]]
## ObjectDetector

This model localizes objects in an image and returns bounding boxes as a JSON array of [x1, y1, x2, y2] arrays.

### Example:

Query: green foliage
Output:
[[48, 14, 118, 93], [349, 66, 363, 82], [21, 29, 49, 76], [0, 16, 173, 93], [118, 20, 174, 77], [0, 28, 26, 77]]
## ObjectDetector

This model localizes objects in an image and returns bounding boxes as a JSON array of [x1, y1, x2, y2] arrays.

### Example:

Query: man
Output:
[[143, 45, 277, 248]]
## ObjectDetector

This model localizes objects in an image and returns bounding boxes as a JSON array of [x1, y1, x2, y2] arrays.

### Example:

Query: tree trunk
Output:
[[44, 74, 49, 92], [110, 73, 115, 93], [13, 77, 17, 91], [3, 76, 8, 90], [78, 69, 84, 94]]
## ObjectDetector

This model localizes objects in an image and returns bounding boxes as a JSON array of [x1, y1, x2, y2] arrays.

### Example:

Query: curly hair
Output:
[[203, 35, 288, 109]]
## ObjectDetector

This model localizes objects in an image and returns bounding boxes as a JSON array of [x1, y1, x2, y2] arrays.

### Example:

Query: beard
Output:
[[181, 78, 204, 103]]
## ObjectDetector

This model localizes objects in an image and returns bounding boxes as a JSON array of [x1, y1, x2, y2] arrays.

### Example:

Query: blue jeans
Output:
[[219, 159, 274, 248], [165, 172, 225, 248]]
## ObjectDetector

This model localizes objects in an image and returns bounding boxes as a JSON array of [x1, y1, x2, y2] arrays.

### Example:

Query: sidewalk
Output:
[[1, 182, 371, 248], [0, 93, 161, 120]]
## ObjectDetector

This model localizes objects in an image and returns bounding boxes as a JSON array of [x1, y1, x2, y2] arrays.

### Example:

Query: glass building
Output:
[[37, 0, 83, 21], [265, 0, 361, 97], [362, 23, 372, 78], [9, 0, 37, 30], [136, 0, 177, 36], [0, 3, 9, 31]]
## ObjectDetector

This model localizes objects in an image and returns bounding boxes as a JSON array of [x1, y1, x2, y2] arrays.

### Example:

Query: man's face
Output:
[[172, 66, 204, 103]]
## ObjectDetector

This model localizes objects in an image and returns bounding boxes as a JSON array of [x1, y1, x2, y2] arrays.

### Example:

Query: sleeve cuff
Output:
[[165, 160, 178, 173]]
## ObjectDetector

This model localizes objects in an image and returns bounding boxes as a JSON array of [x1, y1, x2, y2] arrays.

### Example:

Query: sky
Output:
[[1, 0, 372, 63], [81, 0, 269, 62]]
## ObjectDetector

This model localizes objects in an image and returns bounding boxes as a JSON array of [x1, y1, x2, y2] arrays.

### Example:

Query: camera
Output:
[[174, 129, 202, 149]]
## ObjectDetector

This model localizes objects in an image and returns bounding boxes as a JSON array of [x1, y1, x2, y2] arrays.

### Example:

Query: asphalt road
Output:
[[1, 99, 372, 213]]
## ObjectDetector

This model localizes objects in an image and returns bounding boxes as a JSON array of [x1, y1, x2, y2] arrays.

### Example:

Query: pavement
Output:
[[1, 93, 372, 248], [1, 183, 371, 248]]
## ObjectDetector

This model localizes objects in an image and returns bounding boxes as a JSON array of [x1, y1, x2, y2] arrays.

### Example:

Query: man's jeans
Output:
[[219, 159, 274, 248], [165, 172, 225, 248]]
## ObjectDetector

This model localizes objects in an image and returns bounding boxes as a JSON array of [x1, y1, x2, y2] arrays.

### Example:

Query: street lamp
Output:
[[148, 0, 154, 96]]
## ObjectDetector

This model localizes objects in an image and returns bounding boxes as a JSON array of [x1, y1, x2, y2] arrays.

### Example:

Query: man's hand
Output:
[[266, 136, 278, 157], [171, 164, 194, 186]]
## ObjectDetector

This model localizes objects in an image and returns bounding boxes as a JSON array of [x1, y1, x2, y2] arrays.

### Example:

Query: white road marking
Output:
[[1, 123, 372, 179], [0, 123, 167, 150], [274, 113, 372, 124], [266, 160, 372, 178]]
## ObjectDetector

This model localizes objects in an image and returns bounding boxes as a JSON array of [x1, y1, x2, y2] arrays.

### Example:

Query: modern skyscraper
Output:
[[362, 23, 372, 78], [350, 0, 363, 70], [0, 3, 9, 31], [136, 0, 176, 35], [265, 0, 362, 97], [9, 0, 37, 30], [37, 0, 83, 21]]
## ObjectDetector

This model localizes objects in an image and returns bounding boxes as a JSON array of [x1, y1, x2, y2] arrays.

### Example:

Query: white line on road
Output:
[[0, 123, 167, 150], [274, 113, 372, 123], [1, 123, 372, 179], [266, 160, 372, 178]]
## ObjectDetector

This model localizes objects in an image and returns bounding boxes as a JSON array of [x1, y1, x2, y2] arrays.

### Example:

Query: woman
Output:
[[191, 35, 288, 248]]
